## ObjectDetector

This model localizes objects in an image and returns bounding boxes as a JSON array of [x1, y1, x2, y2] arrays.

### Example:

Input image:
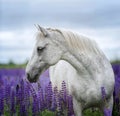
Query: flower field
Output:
[[0, 64, 120, 116]]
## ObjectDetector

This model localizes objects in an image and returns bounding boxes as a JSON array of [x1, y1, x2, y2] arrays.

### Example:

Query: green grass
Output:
[[0, 63, 26, 69], [83, 109, 103, 116], [3, 109, 104, 116]]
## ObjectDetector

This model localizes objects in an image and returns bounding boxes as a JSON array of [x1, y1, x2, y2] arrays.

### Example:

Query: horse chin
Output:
[[30, 70, 45, 83]]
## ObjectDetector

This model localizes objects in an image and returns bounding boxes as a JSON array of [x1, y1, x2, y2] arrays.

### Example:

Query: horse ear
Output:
[[38, 25, 48, 37], [34, 24, 39, 30], [35, 24, 48, 37]]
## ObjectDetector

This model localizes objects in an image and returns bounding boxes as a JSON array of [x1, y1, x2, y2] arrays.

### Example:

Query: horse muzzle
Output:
[[26, 73, 39, 83]]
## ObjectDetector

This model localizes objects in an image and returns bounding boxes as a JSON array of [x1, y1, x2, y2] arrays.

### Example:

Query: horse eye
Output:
[[37, 47, 45, 53]]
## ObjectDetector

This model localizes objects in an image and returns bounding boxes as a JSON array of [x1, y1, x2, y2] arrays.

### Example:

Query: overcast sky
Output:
[[0, 0, 120, 63]]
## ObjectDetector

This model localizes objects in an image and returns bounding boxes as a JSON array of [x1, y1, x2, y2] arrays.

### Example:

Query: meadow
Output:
[[0, 63, 120, 116]]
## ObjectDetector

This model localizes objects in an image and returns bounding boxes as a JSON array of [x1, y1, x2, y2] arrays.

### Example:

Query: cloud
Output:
[[0, 0, 120, 63], [0, 29, 36, 63], [1, 0, 120, 30]]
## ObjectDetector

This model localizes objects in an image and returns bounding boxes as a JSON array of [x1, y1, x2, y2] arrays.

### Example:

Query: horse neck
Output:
[[62, 50, 95, 75]]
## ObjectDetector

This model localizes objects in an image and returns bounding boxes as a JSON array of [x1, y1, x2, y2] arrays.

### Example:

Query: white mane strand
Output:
[[48, 28, 102, 55], [60, 30, 102, 55]]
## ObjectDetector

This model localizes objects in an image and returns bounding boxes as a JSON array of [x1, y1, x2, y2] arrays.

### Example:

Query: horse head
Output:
[[26, 26, 65, 82]]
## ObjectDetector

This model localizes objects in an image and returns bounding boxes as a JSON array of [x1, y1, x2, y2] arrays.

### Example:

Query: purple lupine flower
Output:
[[38, 87, 45, 111], [26, 81, 37, 98], [104, 108, 112, 116], [44, 85, 49, 109], [26, 81, 39, 115], [20, 104, 27, 116], [101, 87, 113, 116], [20, 79, 25, 100], [32, 96, 39, 116], [53, 86, 63, 115], [57, 92, 64, 115], [44, 82, 53, 110], [51, 90, 57, 111], [101, 87, 106, 101], [10, 87, 16, 115], [114, 76, 120, 98], [0, 87, 4, 115], [67, 95, 74, 116], [61, 81, 68, 104], [46, 82, 53, 109], [24, 81, 30, 111], [53, 86, 58, 105], [5, 84, 11, 106], [31, 87, 39, 116], [37, 80, 42, 111], [47, 82, 53, 100], [16, 84, 21, 106], [38, 81, 41, 90], [61, 81, 66, 94], [20, 85, 28, 115], [115, 97, 119, 106], [16, 79, 24, 109], [19, 79, 28, 116]]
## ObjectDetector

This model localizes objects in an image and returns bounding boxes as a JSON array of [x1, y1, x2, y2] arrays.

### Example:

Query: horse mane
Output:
[[47, 28, 102, 55]]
